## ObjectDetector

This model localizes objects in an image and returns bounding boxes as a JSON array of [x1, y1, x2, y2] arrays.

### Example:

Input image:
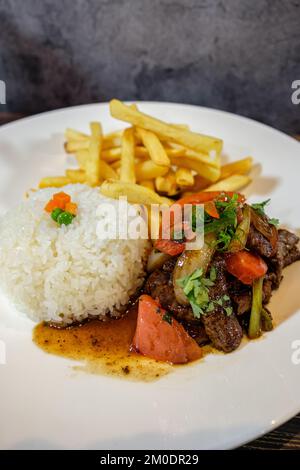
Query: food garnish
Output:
[[44, 192, 77, 226]]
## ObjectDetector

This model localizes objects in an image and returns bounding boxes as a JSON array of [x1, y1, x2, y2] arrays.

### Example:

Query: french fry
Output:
[[102, 147, 122, 163], [99, 160, 118, 180], [140, 180, 155, 191], [155, 171, 179, 196], [65, 169, 86, 184], [220, 157, 253, 180], [85, 122, 103, 185], [102, 130, 123, 150], [75, 150, 89, 170], [175, 168, 194, 187], [111, 159, 121, 170], [65, 140, 90, 153], [120, 127, 136, 183], [135, 160, 169, 181], [183, 174, 211, 192], [100, 180, 172, 206], [110, 99, 223, 155], [65, 128, 89, 141], [39, 176, 71, 189], [170, 154, 220, 182], [136, 127, 171, 167], [204, 174, 251, 192]]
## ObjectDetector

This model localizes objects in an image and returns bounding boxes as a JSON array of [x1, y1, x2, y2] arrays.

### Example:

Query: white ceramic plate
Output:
[[0, 103, 300, 450]]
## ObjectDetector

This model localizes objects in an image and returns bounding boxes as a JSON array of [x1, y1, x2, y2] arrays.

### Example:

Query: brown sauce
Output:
[[33, 305, 173, 381]]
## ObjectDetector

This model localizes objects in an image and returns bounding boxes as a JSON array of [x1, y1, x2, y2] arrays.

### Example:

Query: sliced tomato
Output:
[[204, 200, 219, 219], [132, 295, 202, 364], [176, 191, 245, 207], [154, 239, 185, 256], [225, 250, 268, 285]]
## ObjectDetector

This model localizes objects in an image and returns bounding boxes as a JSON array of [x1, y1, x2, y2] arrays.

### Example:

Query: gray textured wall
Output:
[[0, 0, 299, 132]]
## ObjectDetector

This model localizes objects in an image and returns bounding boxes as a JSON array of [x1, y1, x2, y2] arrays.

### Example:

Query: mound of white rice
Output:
[[0, 184, 149, 324]]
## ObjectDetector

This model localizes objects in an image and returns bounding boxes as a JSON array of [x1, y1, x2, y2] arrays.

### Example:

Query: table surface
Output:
[[0, 112, 299, 450]]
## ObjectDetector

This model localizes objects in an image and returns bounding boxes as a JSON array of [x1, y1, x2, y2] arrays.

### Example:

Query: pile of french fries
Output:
[[39, 99, 253, 205]]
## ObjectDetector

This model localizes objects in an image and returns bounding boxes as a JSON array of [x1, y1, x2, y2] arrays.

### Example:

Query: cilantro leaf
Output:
[[269, 218, 280, 227], [162, 312, 173, 324], [251, 199, 270, 217]]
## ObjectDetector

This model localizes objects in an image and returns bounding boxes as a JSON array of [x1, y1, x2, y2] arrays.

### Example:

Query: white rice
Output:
[[0, 184, 149, 324]]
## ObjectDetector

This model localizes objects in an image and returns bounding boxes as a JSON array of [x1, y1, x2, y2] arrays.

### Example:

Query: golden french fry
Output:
[[220, 157, 253, 180], [170, 154, 220, 182], [75, 150, 89, 170], [102, 147, 122, 162], [100, 179, 172, 206], [85, 122, 103, 185], [155, 171, 179, 196], [136, 127, 171, 167], [120, 127, 136, 183], [135, 160, 169, 181], [175, 168, 194, 187], [65, 169, 86, 183], [102, 130, 123, 150], [136, 145, 186, 160], [65, 140, 90, 153], [111, 159, 121, 170], [204, 174, 251, 192], [183, 174, 211, 192], [65, 128, 89, 141], [39, 176, 71, 189], [99, 160, 118, 180], [110, 99, 223, 155], [140, 180, 155, 191]]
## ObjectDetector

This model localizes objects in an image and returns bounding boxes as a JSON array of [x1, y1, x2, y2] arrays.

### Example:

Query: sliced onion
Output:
[[250, 207, 278, 254], [228, 204, 251, 252], [147, 249, 171, 273], [173, 233, 216, 305]]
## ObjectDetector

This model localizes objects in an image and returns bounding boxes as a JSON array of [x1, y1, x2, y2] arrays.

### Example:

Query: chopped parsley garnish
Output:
[[192, 193, 240, 252], [177, 268, 233, 318], [251, 199, 270, 217], [251, 199, 280, 227], [269, 218, 280, 227], [162, 312, 173, 324]]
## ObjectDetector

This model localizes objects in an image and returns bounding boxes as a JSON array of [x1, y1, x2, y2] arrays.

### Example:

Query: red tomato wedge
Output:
[[132, 295, 202, 364], [176, 191, 245, 207], [204, 200, 219, 219], [154, 239, 185, 256], [225, 250, 268, 285]]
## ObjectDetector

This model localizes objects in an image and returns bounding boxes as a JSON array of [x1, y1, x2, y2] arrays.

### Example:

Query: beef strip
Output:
[[144, 267, 195, 322], [246, 225, 274, 258], [229, 276, 273, 315], [201, 257, 243, 353], [145, 256, 243, 352], [267, 229, 300, 288], [275, 229, 300, 268]]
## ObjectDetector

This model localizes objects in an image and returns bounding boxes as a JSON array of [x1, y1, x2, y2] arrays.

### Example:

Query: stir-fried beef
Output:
[[275, 229, 300, 268], [246, 225, 274, 258], [144, 268, 195, 322], [145, 256, 243, 352], [180, 321, 209, 346], [229, 275, 273, 315], [201, 257, 243, 352], [144, 224, 299, 354]]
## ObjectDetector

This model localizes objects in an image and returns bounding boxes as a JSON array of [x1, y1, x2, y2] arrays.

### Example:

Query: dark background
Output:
[[0, 0, 299, 132]]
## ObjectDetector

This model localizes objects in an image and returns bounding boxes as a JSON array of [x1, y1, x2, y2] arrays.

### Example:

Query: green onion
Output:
[[248, 276, 264, 339], [261, 307, 273, 331], [228, 204, 251, 252]]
